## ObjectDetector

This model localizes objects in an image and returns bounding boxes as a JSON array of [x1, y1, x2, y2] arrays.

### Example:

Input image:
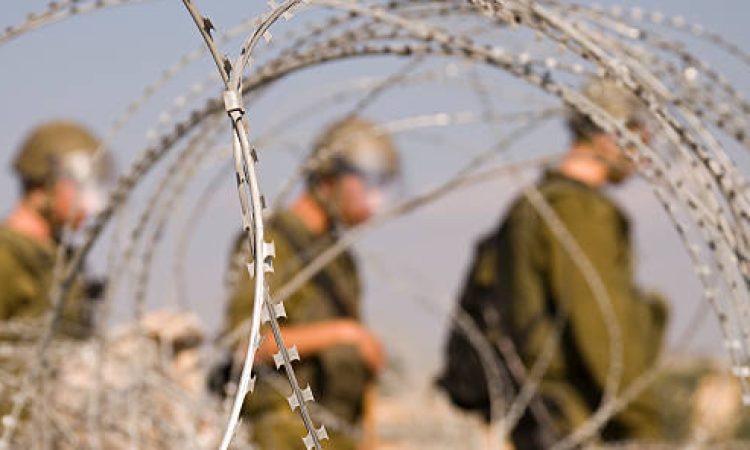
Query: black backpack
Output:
[[436, 228, 561, 448], [436, 232, 504, 421]]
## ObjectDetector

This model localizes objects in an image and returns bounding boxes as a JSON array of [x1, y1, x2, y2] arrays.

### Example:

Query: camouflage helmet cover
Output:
[[567, 78, 646, 140], [309, 116, 399, 186], [13, 121, 101, 184]]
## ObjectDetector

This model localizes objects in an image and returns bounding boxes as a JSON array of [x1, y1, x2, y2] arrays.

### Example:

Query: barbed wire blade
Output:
[[246, 374, 257, 394], [260, 301, 286, 324], [302, 425, 328, 450], [287, 385, 315, 411], [201, 16, 214, 38], [247, 260, 274, 275], [273, 345, 300, 369]]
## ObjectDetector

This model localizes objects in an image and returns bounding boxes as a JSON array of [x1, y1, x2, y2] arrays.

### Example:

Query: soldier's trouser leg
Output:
[[250, 410, 357, 450]]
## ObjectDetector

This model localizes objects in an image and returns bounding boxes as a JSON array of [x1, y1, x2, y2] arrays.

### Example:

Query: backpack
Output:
[[436, 231, 504, 421], [436, 208, 561, 446]]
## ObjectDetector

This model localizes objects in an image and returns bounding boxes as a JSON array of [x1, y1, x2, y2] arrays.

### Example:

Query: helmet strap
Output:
[[309, 181, 344, 238]]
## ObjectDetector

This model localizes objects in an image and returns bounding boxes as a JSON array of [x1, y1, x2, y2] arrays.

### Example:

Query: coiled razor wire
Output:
[[2, 0, 750, 448]]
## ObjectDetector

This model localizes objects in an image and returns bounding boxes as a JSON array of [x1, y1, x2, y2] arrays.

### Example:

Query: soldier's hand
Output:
[[341, 321, 385, 374], [356, 327, 385, 374]]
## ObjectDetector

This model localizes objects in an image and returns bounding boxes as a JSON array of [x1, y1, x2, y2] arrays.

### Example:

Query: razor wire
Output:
[[0, 0, 153, 46], [2, 0, 750, 449], [36, 19, 750, 448], [178, 1, 330, 448], [204, 1, 748, 442], [174, 107, 559, 314]]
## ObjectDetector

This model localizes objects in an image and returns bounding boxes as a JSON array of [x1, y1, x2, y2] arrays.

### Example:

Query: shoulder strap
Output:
[[272, 219, 354, 318]]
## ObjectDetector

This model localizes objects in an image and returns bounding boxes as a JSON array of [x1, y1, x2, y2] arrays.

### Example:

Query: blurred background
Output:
[[2, 1, 750, 447]]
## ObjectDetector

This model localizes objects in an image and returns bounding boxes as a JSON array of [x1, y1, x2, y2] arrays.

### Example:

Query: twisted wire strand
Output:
[[6, 1, 750, 448], [482, 0, 750, 390], [0, 0, 152, 46], [300, 4, 750, 442], [559, 1, 750, 68]]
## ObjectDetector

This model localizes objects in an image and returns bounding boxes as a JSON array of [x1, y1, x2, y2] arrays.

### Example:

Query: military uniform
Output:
[[224, 211, 368, 450], [0, 224, 96, 421], [489, 170, 668, 447], [0, 225, 94, 339]]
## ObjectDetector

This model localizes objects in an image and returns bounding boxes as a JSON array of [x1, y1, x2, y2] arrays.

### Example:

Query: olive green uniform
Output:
[[224, 211, 368, 450], [0, 225, 95, 418], [490, 171, 668, 447], [0, 225, 94, 338]]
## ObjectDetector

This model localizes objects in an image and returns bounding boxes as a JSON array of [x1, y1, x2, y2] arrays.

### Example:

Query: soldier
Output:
[[220, 116, 399, 449], [0, 121, 110, 339], [439, 79, 668, 448]]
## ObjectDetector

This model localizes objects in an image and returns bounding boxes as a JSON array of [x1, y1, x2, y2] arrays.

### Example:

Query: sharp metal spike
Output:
[[263, 241, 276, 258], [302, 426, 328, 450], [287, 385, 315, 411], [273, 345, 300, 369], [246, 374, 257, 394], [261, 302, 286, 323]]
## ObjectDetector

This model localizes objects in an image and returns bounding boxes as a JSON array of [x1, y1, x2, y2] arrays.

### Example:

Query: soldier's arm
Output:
[[255, 319, 384, 373], [546, 197, 667, 439], [0, 251, 28, 320], [545, 196, 659, 391], [636, 289, 669, 363], [224, 234, 384, 373]]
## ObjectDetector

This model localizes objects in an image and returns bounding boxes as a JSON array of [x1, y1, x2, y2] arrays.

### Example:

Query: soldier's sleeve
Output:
[[544, 195, 664, 393], [0, 249, 32, 320], [637, 289, 669, 364]]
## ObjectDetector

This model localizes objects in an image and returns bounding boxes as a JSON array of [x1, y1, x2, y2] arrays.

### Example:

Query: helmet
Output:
[[13, 121, 101, 185], [567, 78, 646, 141], [308, 116, 399, 187], [14, 121, 113, 216]]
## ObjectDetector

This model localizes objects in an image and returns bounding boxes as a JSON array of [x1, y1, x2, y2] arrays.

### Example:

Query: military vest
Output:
[[224, 211, 368, 423]]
